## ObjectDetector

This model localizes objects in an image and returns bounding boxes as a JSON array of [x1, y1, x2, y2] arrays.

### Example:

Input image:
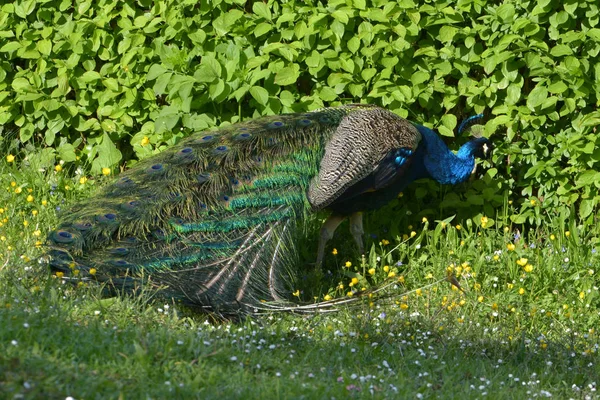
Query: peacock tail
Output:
[[46, 104, 491, 315]]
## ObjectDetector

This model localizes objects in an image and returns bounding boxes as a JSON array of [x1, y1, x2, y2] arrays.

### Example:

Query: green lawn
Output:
[[1, 163, 599, 399]]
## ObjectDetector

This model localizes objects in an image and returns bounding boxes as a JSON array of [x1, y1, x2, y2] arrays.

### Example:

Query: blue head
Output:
[[457, 137, 493, 161]]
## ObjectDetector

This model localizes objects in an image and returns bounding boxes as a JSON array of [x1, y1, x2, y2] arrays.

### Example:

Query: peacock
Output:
[[46, 105, 491, 315]]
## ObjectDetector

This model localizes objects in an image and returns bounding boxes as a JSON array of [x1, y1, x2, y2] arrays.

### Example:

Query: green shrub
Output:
[[1, 0, 599, 225]]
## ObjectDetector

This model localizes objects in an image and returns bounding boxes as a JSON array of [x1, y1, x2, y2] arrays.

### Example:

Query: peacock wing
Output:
[[307, 107, 421, 211]]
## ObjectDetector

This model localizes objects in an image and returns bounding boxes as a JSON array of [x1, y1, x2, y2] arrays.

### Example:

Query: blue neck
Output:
[[415, 125, 477, 185]]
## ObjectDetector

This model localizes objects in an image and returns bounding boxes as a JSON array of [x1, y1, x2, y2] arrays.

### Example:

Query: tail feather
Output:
[[47, 108, 353, 313]]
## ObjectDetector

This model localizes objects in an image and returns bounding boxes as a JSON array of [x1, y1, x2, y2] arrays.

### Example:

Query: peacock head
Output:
[[464, 137, 493, 160]]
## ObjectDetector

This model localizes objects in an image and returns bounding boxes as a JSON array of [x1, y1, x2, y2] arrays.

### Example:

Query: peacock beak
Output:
[[482, 142, 493, 159]]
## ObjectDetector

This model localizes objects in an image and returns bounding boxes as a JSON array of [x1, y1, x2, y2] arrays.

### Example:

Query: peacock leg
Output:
[[315, 214, 346, 268], [349, 212, 364, 256]]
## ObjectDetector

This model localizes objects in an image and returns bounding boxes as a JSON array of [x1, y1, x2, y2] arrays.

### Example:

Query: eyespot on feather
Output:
[[213, 145, 228, 155], [296, 118, 313, 127], [194, 135, 217, 145], [120, 200, 140, 211], [267, 121, 285, 128], [146, 163, 165, 174], [52, 230, 76, 244], [173, 147, 195, 163], [96, 213, 117, 224], [72, 221, 93, 231], [109, 247, 130, 256], [115, 177, 134, 187]]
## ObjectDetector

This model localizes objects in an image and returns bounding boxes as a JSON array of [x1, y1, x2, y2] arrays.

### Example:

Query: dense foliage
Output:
[[1, 0, 599, 225]]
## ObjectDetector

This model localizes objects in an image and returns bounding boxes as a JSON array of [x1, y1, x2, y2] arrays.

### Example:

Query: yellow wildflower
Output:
[[579, 291, 585, 299], [565, 231, 570, 237], [410, 231, 416, 237], [381, 239, 390, 246], [530, 199, 536, 206], [422, 217, 428, 223], [292, 289, 300, 297], [455, 224, 461, 230], [10, 181, 16, 187], [41, 200, 47, 206], [102, 167, 111, 176], [332, 248, 338, 255], [33, 230, 41, 237], [368, 268, 376, 276], [516, 258, 528, 266], [492, 303, 498, 310], [324, 294, 332, 301], [345, 261, 352, 268], [6, 154, 15, 163], [477, 296, 484, 302], [347, 291, 354, 297], [89, 268, 97, 276], [26, 195, 33, 202], [507, 243, 516, 251], [493, 255, 499, 261], [23, 220, 28, 227], [79, 177, 88, 185], [15, 187, 22, 194], [351, 277, 359, 286], [388, 271, 396, 278], [397, 275, 405, 283], [480, 216, 488, 227], [524, 264, 533, 273], [141, 136, 150, 146], [55, 272, 64, 278], [32, 210, 38, 216], [383, 265, 390, 272], [415, 289, 422, 296], [400, 303, 408, 310], [55, 164, 62, 172], [519, 288, 525, 295], [550, 234, 555, 240]]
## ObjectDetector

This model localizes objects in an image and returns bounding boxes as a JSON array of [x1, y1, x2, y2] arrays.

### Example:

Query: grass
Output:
[[1, 161, 599, 399]]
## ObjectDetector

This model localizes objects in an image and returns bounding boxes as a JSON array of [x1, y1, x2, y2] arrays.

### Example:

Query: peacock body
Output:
[[47, 105, 491, 315]]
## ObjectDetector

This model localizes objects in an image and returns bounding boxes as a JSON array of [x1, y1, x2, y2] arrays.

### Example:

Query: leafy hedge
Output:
[[1, 0, 600, 225]]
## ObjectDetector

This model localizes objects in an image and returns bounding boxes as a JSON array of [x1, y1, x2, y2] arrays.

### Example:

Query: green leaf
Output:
[[575, 170, 600, 188], [347, 37, 360, 53], [410, 70, 430, 85], [249, 86, 269, 105], [37, 39, 52, 56], [441, 114, 457, 130], [254, 22, 272, 37], [194, 56, 221, 83], [496, 4, 515, 22], [58, 143, 77, 162], [274, 64, 300, 86], [147, 64, 168, 81], [526, 85, 548, 110], [11, 77, 30, 91], [103, 78, 120, 92], [93, 132, 123, 171], [252, 2, 272, 20], [79, 71, 102, 83], [579, 199, 594, 219], [0, 41, 21, 52]]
